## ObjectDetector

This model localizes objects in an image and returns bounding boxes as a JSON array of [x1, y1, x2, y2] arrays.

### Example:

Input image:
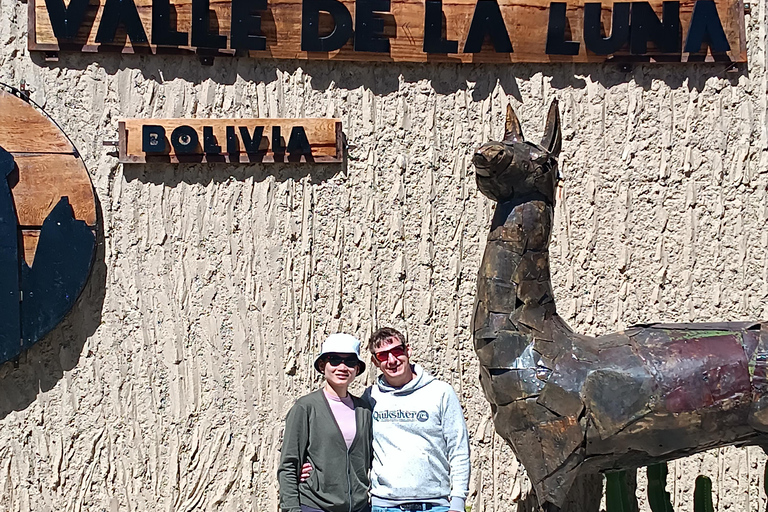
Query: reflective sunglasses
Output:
[[324, 354, 360, 368], [373, 343, 407, 362]]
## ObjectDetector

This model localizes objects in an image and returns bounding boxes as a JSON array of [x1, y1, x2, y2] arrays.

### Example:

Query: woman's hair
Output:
[[367, 327, 406, 353]]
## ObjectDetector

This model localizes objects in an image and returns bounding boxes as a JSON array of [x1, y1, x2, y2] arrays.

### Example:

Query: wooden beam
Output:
[[28, 0, 747, 63]]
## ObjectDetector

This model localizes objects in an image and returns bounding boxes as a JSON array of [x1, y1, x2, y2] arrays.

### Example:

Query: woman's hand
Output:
[[300, 462, 313, 482]]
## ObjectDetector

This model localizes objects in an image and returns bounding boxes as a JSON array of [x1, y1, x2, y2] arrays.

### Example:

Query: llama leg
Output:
[[493, 400, 585, 509], [557, 472, 604, 512], [540, 502, 560, 512]]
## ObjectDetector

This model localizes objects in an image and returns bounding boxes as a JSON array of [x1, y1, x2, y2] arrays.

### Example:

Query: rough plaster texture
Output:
[[0, 0, 767, 510]]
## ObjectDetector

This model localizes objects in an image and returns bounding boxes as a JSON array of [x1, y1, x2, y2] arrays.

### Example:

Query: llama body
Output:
[[471, 100, 768, 510]]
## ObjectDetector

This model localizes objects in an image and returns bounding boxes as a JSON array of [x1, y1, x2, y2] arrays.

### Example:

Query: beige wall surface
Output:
[[0, 1, 767, 510]]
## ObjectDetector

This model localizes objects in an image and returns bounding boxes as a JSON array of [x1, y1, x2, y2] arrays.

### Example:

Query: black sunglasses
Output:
[[324, 354, 360, 368]]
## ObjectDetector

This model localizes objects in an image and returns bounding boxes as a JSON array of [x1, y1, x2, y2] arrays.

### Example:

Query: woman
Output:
[[278, 333, 372, 512]]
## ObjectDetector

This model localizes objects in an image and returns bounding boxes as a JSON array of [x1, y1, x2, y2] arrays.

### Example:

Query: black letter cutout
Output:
[[95, 0, 149, 44], [227, 126, 240, 155], [684, 0, 729, 53], [143, 125, 167, 153], [240, 126, 265, 152], [287, 126, 313, 156], [463, 0, 513, 53], [152, 0, 188, 46], [203, 127, 221, 154], [44, 0, 90, 40], [301, 0, 353, 51], [629, 1, 680, 54], [272, 126, 286, 154], [546, 2, 580, 55], [354, 0, 391, 52], [423, 0, 458, 53], [232, 0, 268, 50], [583, 2, 629, 54], [171, 126, 200, 154], [192, 0, 228, 48]]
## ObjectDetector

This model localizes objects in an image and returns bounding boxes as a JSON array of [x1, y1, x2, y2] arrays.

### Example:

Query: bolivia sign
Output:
[[118, 118, 343, 163], [30, 0, 745, 63]]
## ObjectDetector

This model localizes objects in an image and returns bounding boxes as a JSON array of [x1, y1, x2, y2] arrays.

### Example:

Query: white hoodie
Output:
[[364, 365, 471, 511]]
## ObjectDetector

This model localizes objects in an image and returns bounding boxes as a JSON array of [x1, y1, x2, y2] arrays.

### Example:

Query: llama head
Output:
[[472, 99, 561, 203]]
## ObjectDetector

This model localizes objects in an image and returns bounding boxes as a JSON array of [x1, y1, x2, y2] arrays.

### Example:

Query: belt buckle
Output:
[[399, 504, 429, 511]]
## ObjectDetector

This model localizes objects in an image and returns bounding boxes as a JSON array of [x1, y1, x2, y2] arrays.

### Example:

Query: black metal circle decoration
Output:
[[0, 86, 97, 365]]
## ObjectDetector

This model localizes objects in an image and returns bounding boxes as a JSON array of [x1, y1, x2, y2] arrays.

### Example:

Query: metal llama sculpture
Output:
[[471, 99, 768, 511]]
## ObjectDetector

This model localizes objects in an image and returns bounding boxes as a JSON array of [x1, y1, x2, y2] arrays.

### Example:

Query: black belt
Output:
[[397, 504, 436, 511]]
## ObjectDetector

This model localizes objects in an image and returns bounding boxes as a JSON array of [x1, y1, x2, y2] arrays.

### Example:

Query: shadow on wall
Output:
[[31, 52, 745, 102], [122, 159, 345, 186], [0, 198, 106, 421]]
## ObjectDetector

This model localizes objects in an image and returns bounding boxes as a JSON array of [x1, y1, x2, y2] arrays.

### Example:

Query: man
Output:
[[364, 327, 471, 512]]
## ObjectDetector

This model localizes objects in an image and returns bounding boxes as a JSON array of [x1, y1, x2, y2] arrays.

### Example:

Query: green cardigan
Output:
[[278, 389, 373, 512]]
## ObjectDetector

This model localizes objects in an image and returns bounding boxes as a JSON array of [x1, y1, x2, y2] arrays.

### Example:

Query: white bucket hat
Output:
[[313, 333, 367, 374]]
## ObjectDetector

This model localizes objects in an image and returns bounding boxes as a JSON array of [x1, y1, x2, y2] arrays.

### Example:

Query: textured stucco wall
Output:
[[0, 0, 767, 510]]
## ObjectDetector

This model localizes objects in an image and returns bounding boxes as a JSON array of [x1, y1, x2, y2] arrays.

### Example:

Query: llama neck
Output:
[[475, 195, 564, 361]]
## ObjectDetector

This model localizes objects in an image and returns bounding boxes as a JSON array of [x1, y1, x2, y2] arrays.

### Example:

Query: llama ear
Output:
[[541, 99, 562, 157], [503, 104, 524, 143]]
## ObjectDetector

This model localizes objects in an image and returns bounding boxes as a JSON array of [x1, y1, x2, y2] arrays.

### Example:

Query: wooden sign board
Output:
[[0, 89, 97, 363], [29, 0, 745, 63], [117, 118, 343, 163]]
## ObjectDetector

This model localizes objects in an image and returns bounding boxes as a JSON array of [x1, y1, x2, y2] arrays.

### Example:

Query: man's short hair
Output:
[[367, 327, 406, 353]]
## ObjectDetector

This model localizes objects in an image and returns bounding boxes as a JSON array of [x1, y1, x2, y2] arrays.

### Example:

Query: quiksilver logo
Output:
[[373, 410, 430, 422]]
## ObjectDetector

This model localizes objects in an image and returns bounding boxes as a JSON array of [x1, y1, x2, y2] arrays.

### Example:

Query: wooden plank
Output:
[[21, 230, 39, 266], [118, 118, 343, 163], [28, 0, 746, 63], [11, 154, 97, 227], [118, 120, 128, 160], [734, 0, 747, 59], [0, 92, 75, 153]]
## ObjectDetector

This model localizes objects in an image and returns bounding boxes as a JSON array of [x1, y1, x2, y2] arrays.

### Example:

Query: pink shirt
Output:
[[324, 390, 357, 449]]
